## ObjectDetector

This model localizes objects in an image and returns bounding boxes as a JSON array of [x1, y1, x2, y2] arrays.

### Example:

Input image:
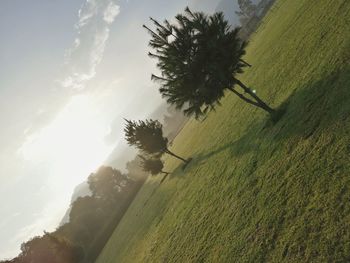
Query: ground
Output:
[[96, 0, 350, 262]]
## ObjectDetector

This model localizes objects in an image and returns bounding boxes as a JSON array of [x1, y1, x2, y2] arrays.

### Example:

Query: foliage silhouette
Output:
[[88, 166, 129, 202], [124, 119, 189, 163], [139, 155, 170, 176], [144, 7, 274, 118], [1, 233, 84, 263]]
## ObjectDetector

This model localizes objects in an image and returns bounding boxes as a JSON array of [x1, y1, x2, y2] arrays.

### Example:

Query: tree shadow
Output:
[[169, 66, 350, 173]]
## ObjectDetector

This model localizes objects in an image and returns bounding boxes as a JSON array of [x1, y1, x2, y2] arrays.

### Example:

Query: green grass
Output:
[[96, 0, 350, 262]]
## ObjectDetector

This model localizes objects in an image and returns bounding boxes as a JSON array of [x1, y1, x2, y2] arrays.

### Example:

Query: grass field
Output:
[[96, 0, 350, 262]]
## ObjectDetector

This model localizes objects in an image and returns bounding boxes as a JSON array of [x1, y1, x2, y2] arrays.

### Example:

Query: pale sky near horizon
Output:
[[0, 0, 235, 259]]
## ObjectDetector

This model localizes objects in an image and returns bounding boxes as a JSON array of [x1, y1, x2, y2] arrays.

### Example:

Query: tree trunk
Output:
[[165, 149, 189, 163], [240, 59, 252, 67], [160, 172, 169, 184], [230, 79, 275, 114]]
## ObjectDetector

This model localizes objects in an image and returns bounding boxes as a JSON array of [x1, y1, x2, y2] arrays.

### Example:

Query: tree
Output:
[[124, 119, 189, 163], [163, 105, 189, 142], [45, 233, 84, 263], [144, 7, 274, 118], [68, 196, 103, 242], [139, 156, 170, 176], [88, 166, 129, 202], [125, 155, 148, 182], [15, 232, 84, 263], [0, 258, 22, 263], [236, 0, 257, 19]]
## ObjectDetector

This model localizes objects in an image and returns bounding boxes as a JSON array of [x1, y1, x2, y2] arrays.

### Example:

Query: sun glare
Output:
[[19, 95, 113, 187]]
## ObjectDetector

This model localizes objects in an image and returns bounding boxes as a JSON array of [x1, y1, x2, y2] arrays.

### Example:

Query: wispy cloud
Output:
[[62, 0, 120, 90], [104, 2, 120, 24]]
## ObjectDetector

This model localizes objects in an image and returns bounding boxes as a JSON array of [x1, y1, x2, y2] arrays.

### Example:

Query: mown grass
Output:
[[96, 0, 350, 262]]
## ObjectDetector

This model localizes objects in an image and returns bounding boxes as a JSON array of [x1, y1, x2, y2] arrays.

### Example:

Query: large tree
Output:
[[124, 119, 189, 163], [144, 7, 274, 118]]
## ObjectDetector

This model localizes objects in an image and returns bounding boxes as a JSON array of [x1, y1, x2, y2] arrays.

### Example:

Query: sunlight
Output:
[[19, 95, 113, 187]]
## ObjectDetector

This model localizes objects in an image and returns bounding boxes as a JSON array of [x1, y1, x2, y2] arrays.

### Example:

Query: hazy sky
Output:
[[0, 0, 232, 259]]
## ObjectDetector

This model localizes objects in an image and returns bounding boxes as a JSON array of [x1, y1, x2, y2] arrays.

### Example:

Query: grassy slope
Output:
[[97, 0, 350, 262]]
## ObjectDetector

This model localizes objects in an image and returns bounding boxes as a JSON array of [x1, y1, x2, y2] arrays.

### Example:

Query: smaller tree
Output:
[[139, 156, 170, 176], [124, 119, 189, 163]]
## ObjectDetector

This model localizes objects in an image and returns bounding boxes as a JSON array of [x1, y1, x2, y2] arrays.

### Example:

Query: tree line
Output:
[[1, 164, 147, 263], [236, 0, 276, 39]]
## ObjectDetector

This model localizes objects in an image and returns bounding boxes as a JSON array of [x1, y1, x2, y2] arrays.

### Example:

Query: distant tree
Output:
[[3, 164, 143, 263], [144, 7, 274, 118], [68, 196, 103, 243], [126, 155, 148, 181], [88, 166, 129, 202], [236, 0, 257, 18], [235, 0, 261, 37], [163, 105, 189, 141], [139, 156, 170, 176], [124, 119, 189, 163], [15, 232, 84, 263], [0, 258, 21, 263], [45, 233, 84, 263]]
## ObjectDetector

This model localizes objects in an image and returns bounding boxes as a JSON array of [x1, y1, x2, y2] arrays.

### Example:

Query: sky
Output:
[[0, 0, 236, 259]]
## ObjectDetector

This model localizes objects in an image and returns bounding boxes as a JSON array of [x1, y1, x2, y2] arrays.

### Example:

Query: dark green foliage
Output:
[[145, 7, 274, 118], [139, 156, 168, 176], [124, 119, 168, 155], [124, 119, 189, 163]]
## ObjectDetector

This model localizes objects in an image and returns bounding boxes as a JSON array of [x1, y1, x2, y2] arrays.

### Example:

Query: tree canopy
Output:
[[124, 119, 168, 155], [88, 166, 129, 202], [145, 7, 274, 118], [2, 164, 143, 263], [124, 119, 189, 163], [139, 156, 168, 176]]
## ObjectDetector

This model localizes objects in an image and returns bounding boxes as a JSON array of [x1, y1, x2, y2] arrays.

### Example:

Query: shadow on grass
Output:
[[142, 159, 193, 206], [170, 67, 350, 174], [182, 157, 193, 170]]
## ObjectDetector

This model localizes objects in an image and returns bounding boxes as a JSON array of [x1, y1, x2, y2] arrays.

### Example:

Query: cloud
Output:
[[104, 2, 120, 24], [62, 0, 120, 90], [0, 213, 21, 230]]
